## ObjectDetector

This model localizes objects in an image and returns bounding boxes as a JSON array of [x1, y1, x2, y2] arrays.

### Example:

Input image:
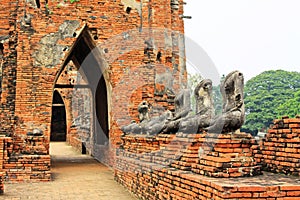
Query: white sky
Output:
[[183, 0, 300, 82]]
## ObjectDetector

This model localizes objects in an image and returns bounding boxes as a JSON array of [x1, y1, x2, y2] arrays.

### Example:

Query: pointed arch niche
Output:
[[53, 26, 110, 155], [50, 90, 67, 141]]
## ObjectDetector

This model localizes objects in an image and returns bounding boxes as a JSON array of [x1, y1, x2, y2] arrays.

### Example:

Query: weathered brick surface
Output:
[[116, 125, 300, 199], [191, 132, 262, 178], [115, 156, 300, 200], [119, 132, 261, 177], [0, 137, 50, 182], [0, 1, 18, 136], [3, 154, 51, 182], [256, 116, 300, 175]]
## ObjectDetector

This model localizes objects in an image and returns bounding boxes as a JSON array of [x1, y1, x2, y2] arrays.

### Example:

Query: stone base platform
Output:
[[191, 132, 262, 177], [119, 131, 261, 178], [115, 156, 300, 200], [0, 137, 51, 182]]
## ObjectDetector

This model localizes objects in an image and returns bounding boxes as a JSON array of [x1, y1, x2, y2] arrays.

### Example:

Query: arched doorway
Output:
[[53, 26, 110, 154], [51, 90, 67, 141]]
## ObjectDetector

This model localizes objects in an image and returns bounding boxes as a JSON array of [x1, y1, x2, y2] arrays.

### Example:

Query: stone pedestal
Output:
[[191, 131, 262, 177]]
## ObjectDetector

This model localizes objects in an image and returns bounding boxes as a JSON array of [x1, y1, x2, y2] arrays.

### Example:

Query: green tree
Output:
[[70, 0, 80, 3], [276, 90, 300, 118], [242, 70, 300, 135]]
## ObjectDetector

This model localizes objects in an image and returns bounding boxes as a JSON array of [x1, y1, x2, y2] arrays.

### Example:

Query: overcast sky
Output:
[[183, 0, 300, 83]]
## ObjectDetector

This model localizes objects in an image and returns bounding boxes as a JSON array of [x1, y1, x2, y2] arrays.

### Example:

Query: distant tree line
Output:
[[242, 70, 300, 135]]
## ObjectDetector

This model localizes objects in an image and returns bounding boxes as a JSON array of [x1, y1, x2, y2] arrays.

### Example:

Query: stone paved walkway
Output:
[[2, 142, 137, 200]]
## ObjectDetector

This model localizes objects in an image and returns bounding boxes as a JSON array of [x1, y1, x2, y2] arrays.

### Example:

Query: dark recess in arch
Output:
[[51, 90, 66, 141], [35, 0, 40, 8]]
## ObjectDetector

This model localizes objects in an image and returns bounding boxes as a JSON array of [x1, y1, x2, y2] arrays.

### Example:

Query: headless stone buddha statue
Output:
[[121, 101, 150, 134], [180, 79, 215, 133], [205, 70, 245, 133], [161, 89, 191, 134]]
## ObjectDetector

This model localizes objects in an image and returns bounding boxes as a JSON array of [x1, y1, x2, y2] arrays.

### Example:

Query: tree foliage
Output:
[[242, 70, 300, 135], [277, 90, 300, 118]]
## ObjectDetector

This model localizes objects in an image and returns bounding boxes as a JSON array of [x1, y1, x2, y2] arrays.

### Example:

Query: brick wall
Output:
[[255, 116, 300, 175], [0, 137, 50, 182], [115, 118, 300, 199], [115, 163, 300, 199], [0, 1, 18, 136], [118, 132, 261, 177]]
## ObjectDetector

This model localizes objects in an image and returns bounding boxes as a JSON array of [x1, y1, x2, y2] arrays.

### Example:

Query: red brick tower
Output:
[[0, 0, 187, 181]]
